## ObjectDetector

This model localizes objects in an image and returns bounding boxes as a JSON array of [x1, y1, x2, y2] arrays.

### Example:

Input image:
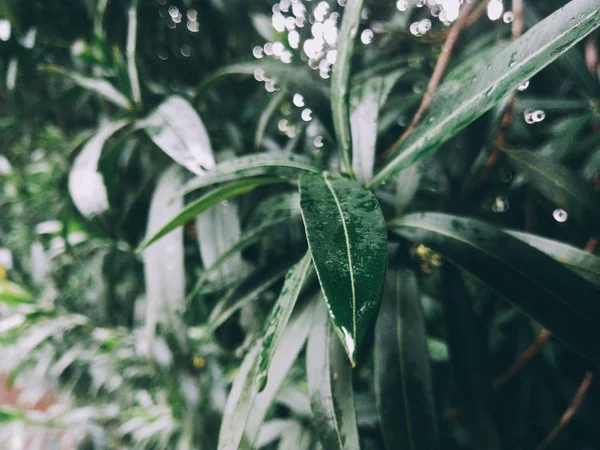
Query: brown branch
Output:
[[379, 0, 478, 162], [493, 328, 551, 390], [535, 372, 594, 450]]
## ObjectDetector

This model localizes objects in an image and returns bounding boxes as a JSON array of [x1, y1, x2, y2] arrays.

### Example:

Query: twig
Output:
[[493, 328, 551, 389], [535, 371, 594, 450], [379, 0, 477, 162]]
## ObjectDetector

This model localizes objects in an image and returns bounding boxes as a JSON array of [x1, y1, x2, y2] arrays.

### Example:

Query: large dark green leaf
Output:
[[374, 261, 439, 450], [442, 265, 500, 450], [331, 0, 363, 174], [370, 0, 600, 187], [306, 301, 359, 450], [506, 149, 600, 226], [137, 177, 284, 251], [141, 96, 215, 175], [256, 252, 312, 391], [299, 172, 387, 364], [389, 213, 600, 366], [179, 153, 319, 196], [506, 229, 600, 286]]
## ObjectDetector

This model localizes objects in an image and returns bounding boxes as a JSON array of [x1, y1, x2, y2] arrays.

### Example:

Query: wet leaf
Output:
[[179, 153, 319, 196], [506, 149, 600, 227], [505, 229, 600, 286], [374, 262, 439, 450], [370, 0, 600, 187], [141, 96, 214, 175], [41, 65, 133, 109], [299, 172, 387, 364], [256, 252, 312, 391], [69, 119, 131, 218], [137, 177, 284, 251], [306, 301, 359, 450], [332, 0, 363, 174], [390, 213, 600, 366]]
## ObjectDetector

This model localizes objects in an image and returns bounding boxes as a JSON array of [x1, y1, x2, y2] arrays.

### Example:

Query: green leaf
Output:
[[332, 0, 363, 175], [442, 264, 501, 450], [306, 300, 359, 450], [299, 172, 387, 364], [505, 229, 600, 286], [0, 408, 25, 423], [218, 300, 314, 450], [255, 91, 286, 151], [137, 177, 284, 251], [506, 149, 600, 226], [251, 13, 282, 43], [427, 338, 448, 362], [207, 258, 294, 334], [179, 153, 319, 196], [142, 166, 185, 341], [370, 0, 600, 187], [389, 213, 600, 366], [41, 65, 133, 109], [141, 96, 215, 175], [256, 252, 312, 391], [68, 119, 131, 218], [374, 262, 439, 450], [0, 280, 33, 305], [126, 0, 142, 109]]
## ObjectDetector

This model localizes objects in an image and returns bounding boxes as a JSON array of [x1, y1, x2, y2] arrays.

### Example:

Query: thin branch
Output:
[[535, 371, 594, 450], [379, 0, 477, 162]]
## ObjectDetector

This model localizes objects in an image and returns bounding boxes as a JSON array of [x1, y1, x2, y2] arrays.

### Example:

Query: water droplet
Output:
[[492, 195, 509, 213], [487, 64, 492, 71], [180, 45, 191, 57], [517, 80, 529, 91], [265, 78, 278, 93], [553, 208, 568, 222], [410, 22, 420, 36], [360, 29, 374, 44], [301, 108, 313, 121], [524, 109, 535, 124], [254, 68, 265, 82], [508, 52, 517, 68], [418, 19, 432, 35], [487, 0, 503, 21], [264, 42, 274, 56], [252, 46, 263, 59], [278, 119, 288, 132], [314, 136, 324, 148], [503, 11, 514, 23], [471, 76, 478, 84], [428, 115, 436, 123], [416, 0, 426, 7], [485, 85, 495, 97], [532, 110, 546, 122], [293, 94, 305, 107], [396, 0, 408, 12], [288, 30, 300, 49], [272, 42, 285, 56]]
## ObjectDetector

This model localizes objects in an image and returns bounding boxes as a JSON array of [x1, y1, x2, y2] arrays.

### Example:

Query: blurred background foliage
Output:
[[0, 0, 600, 449]]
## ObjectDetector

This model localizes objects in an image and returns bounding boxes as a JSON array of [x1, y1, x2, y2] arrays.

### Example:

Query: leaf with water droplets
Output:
[[141, 96, 215, 175], [371, 0, 600, 187], [332, 0, 364, 174], [389, 212, 600, 367], [137, 177, 284, 252], [256, 252, 312, 392], [306, 300, 360, 450], [506, 149, 600, 228], [69, 119, 131, 218], [374, 260, 439, 450], [179, 153, 319, 196], [299, 172, 387, 364]]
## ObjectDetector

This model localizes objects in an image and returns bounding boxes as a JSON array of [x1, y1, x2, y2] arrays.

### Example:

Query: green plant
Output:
[[2, 0, 600, 449]]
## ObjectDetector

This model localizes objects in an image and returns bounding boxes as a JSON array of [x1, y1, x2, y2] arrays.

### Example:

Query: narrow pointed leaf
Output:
[[141, 96, 215, 175], [299, 172, 387, 364], [179, 153, 319, 196], [505, 229, 600, 286], [390, 213, 600, 366], [442, 265, 500, 450], [256, 252, 312, 391], [137, 177, 284, 251], [375, 263, 439, 450], [332, 0, 363, 174], [41, 65, 133, 109], [307, 301, 360, 450], [370, 0, 600, 187], [506, 149, 600, 226], [0, 280, 33, 305], [69, 119, 131, 218], [143, 166, 185, 341], [255, 91, 286, 151], [218, 300, 314, 450]]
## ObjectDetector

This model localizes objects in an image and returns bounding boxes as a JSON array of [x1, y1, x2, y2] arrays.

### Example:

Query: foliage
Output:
[[1, 0, 600, 449]]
